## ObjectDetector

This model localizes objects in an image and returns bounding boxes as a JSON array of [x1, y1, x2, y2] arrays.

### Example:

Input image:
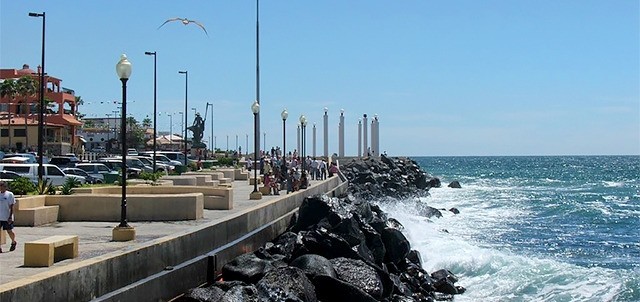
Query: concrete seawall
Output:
[[0, 177, 346, 302]]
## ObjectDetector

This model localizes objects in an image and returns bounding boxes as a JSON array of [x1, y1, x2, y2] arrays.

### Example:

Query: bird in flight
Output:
[[158, 18, 208, 36]]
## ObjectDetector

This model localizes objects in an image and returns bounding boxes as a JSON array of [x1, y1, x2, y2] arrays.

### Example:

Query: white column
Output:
[[339, 109, 344, 157], [357, 119, 362, 158], [312, 123, 317, 157], [374, 115, 380, 157], [323, 108, 328, 158], [363, 114, 368, 156]]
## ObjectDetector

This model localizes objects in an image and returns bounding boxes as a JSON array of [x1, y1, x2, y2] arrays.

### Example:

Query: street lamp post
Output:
[[178, 70, 188, 165], [168, 112, 173, 150], [178, 112, 184, 151], [113, 54, 135, 241], [144, 51, 157, 172], [28, 11, 45, 182], [281, 108, 288, 162], [250, 100, 262, 200], [299, 115, 307, 174]]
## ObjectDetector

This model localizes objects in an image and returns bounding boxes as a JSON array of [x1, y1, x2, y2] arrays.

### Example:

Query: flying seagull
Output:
[[158, 17, 208, 36]]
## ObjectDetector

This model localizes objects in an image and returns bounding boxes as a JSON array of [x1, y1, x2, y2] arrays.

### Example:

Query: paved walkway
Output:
[[0, 176, 326, 286]]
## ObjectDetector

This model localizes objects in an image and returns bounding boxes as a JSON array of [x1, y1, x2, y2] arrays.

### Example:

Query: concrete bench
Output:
[[24, 235, 79, 267], [259, 186, 271, 195]]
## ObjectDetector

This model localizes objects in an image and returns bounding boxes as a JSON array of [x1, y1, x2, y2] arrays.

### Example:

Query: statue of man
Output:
[[188, 112, 205, 145]]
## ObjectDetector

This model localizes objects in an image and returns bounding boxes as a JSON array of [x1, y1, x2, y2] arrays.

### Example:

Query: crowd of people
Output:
[[245, 147, 340, 195]]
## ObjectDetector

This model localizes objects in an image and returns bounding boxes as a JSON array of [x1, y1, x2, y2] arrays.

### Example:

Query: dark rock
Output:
[[293, 195, 333, 232], [430, 269, 458, 284], [407, 250, 422, 268], [389, 273, 413, 297], [256, 267, 317, 302], [381, 227, 411, 265], [414, 202, 443, 219], [431, 269, 459, 295], [330, 257, 384, 299], [428, 177, 441, 188], [311, 274, 378, 302], [300, 228, 359, 260], [267, 231, 306, 261], [221, 284, 260, 301], [290, 254, 337, 278], [447, 181, 461, 188], [359, 219, 386, 265], [212, 280, 249, 291], [392, 295, 418, 302], [333, 215, 366, 246], [448, 207, 460, 214], [221, 252, 282, 283], [177, 286, 225, 302]]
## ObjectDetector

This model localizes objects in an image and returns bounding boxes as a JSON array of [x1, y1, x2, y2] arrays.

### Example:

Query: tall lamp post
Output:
[[28, 11, 45, 182], [178, 70, 188, 165], [250, 100, 262, 200], [299, 115, 307, 174], [144, 51, 157, 172], [178, 112, 184, 151], [113, 54, 135, 241], [281, 108, 288, 162]]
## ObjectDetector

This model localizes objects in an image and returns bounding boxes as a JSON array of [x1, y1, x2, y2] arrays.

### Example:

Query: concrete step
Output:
[[15, 205, 60, 227], [15, 196, 47, 210]]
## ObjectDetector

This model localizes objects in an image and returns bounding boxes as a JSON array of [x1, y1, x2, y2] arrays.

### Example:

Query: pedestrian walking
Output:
[[0, 181, 17, 253]]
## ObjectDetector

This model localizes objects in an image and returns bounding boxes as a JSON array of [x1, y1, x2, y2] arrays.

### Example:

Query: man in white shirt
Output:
[[0, 181, 17, 253]]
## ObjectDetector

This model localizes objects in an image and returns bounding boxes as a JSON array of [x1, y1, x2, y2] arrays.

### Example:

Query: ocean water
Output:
[[378, 156, 640, 302]]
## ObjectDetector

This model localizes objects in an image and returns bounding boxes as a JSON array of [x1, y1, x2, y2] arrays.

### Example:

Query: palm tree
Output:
[[0, 79, 18, 149], [17, 76, 37, 150], [142, 117, 152, 128]]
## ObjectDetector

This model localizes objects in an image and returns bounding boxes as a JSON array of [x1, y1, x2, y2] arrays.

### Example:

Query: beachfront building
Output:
[[0, 64, 82, 154], [77, 117, 120, 153]]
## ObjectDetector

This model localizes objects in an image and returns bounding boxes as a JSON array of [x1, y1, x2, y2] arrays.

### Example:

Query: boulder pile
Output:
[[176, 157, 464, 301], [340, 155, 441, 199]]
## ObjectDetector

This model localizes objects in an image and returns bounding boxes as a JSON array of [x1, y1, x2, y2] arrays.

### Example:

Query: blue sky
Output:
[[1, 1, 638, 156]]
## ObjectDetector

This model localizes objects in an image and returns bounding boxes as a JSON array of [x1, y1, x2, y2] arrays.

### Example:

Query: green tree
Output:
[[16, 76, 37, 150], [0, 79, 18, 149], [142, 117, 152, 128]]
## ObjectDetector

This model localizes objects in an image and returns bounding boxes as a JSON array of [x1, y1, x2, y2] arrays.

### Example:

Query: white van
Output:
[[0, 164, 86, 186]]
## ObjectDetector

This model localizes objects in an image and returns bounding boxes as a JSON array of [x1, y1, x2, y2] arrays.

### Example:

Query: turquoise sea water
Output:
[[379, 156, 639, 301]]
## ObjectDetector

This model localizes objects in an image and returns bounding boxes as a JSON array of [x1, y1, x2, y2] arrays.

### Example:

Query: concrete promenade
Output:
[[0, 175, 342, 300]]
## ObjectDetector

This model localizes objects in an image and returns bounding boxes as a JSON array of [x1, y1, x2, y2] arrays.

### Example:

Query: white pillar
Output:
[[323, 108, 328, 158], [357, 119, 362, 158], [374, 115, 380, 157], [371, 119, 376, 157], [339, 109, 344, 157], [363, 114, 368, 156], [312, 123, 317, 157]]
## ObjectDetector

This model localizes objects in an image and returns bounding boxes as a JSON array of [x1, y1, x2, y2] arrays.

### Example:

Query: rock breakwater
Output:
[[176, 156, 464, 302]]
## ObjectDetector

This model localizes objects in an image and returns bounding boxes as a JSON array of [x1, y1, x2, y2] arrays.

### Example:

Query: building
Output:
[[0, 64, 82, 154], [76, 117, 119, 153]]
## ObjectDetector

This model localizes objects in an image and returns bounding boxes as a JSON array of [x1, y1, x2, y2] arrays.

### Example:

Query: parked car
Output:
[[3, 153, 37, 164], [127, 148, 138, 156], [93, 159, 141, 178], [62, 168, 100, 184], [75, 163, 119, 182], [49, 156, 81, 169], [0, 164, 86, 185], [151, 151, 187, 165], [133, 156, 172, 173], [107, 157, 153, 173], [0, 170, 23, 182], [139, 152, 184, 167]]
